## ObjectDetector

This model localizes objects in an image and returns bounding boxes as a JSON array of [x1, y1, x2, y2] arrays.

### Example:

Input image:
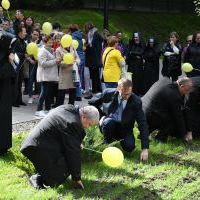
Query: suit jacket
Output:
[[20, 105, 85, 186], [142, 78, 187, 137], [89, 88, 149, 149], [185, 77, 200, 133]]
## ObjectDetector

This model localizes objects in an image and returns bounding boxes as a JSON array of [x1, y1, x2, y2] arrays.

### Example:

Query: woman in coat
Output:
[[102, 35, 125, 88], [161, 32, 182, 81], [55, 44, 80, 106], [127, 32, 145, 95], [143, 38, 160, 93], [35, 34, 59, 118]]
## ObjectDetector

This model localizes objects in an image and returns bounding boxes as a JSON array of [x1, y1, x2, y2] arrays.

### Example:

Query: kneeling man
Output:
[[89, 78, 149, 161], [21, 105, 99, 189]]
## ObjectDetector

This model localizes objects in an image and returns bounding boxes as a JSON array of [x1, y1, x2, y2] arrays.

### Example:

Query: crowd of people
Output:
[[0, 7, 200, 190]]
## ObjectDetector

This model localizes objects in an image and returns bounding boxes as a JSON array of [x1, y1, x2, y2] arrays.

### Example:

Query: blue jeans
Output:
[[104, 82, 118, 89], [101, 117, 135, 152], [77, 51, 85, 90]]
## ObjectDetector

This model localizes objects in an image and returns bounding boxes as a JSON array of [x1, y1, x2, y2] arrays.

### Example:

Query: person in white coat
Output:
[[35, 34, 60, 117]]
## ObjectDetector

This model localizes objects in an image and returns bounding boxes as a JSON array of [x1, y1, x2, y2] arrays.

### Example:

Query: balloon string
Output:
[[83, 147, 102, 154], [6, 10, 10, 20]]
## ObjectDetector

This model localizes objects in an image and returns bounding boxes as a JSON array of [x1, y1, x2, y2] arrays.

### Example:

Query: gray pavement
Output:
[[12, 95, 89, 124]]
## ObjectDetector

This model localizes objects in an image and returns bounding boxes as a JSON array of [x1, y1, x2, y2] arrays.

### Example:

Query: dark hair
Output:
[[84, 22, 94, 33], [32, 28, 40, 35], [16, 9, 24, 15], [43, 33, 54, 43], [52, 22, 61, 31], [16, 25, 26, 35], [192, 31, 200, 43]]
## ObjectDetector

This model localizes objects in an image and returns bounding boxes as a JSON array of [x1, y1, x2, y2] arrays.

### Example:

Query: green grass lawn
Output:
[[8, 9, 200, 43], [0, 128, 200, 200]]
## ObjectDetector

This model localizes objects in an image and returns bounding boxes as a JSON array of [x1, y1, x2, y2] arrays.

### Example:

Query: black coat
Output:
[[85, 31, 103, 68], [142, 78, 187, 138], [185, 77, 200, 136], [0, 35, 15, 151], [20, 105, 86, 187], [127, 42, 145, 95], [143, 46, 160, 93], [161, 42, 182, 78], [89, 89, 149, 149], [184, 43, 200, 77]]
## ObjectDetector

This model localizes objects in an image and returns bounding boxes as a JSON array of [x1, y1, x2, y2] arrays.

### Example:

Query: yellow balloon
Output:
[[72, 40, 79, 50], [61, 34, 72, 48], [182, 63, 193, 73], [102, 147, 124, 168], [42, 22, 52, 35], [26, 42, 38, 56], [63, 53, 74, 65], [1, 0, 10, 10], [33, 49, 39, 61]]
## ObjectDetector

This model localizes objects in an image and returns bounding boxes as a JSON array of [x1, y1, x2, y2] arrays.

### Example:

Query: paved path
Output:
[[12, 95, 88, 124]]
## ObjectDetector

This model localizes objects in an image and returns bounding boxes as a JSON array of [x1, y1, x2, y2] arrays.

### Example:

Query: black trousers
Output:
[[146, 111, 184, 141], [56, 88, 76, 106], [12, 69, 23, 104], [89, 67, 102, 93]]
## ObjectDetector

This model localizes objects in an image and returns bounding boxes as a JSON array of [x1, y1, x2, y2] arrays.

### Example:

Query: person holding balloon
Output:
[[55, 34, 80, 106], [35, 34, 60, 118], [89, 78, 149, 161], [20, 105, 99, 189]]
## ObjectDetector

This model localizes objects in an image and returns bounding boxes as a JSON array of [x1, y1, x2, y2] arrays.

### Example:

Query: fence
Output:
[[83, 0, 194, 13]]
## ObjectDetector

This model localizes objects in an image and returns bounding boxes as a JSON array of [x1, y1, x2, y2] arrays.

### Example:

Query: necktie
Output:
[[117, 99, 123, 121]]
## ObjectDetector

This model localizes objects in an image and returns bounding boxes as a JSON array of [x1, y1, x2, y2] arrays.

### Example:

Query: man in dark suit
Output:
[[21, 105, 99, 189], [142, 77, 193, 142], [89, 78, 149, 161], [185, 77, 200, 140]]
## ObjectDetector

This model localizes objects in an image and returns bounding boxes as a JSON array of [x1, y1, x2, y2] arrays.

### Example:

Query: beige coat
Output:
[[37, 47, 59, 82], [56, 46, 80, 90]]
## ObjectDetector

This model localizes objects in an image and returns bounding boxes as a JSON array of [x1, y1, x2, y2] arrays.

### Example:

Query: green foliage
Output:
[[0, 130, 200, 199], [8, 9, 200, 45]]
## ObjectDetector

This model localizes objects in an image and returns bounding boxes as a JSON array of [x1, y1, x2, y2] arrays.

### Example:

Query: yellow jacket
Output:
[[102, 47, 125, 82]]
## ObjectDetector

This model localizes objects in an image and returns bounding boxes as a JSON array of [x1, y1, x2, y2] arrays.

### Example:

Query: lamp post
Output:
[[103, 0, 109, 30]]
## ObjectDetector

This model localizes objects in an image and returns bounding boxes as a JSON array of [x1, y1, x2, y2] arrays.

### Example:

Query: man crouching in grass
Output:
[[20, 105, 99, 189]]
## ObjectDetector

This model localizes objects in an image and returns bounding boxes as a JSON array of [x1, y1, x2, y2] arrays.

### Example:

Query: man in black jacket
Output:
[[142, 77, 193, 142], [185, 77, 200, 140], [89, 78, 149, 161], [21, 105, 99, 189]]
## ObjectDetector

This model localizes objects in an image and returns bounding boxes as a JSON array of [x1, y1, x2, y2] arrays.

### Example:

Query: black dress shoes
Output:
[[19, 101, 27, 106], [29, 174, 45, 190], [12, 104, 20, 107]]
